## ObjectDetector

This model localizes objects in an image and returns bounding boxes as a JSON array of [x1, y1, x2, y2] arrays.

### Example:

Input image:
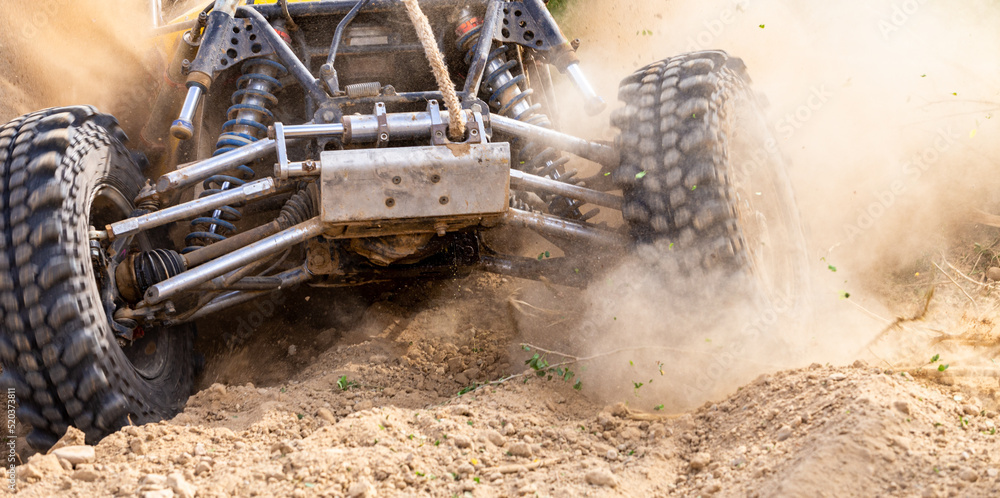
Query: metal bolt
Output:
[[385, 198, 395, 207], [471, 129, 478, 136], [439, 196, 449, 205], [435, 131, 444, 137], [322, 110, 336, 122], [303, 160, 317, 172], [379, 132, 389, 141], [430, 174, 441, 183], [392, 176, 402, 185]]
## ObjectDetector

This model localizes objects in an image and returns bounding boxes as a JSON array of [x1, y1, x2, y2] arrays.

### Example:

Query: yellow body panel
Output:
[[158, 0, 327, 52]]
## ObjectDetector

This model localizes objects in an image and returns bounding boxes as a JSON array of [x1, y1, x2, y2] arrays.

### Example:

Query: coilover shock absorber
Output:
[[456, 12, 594, 221], [184, 57, 288, 252]]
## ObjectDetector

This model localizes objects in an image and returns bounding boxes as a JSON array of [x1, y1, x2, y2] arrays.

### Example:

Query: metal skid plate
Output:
[[319, 143, 510, 236]]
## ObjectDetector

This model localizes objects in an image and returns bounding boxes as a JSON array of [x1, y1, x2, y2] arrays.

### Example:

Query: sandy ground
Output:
[[7, 271, 1000, 498], [3, 1, 1000, 497]]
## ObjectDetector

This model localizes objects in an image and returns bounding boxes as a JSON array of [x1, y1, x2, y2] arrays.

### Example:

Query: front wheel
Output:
[[0, 106, 194, 450], [610, 50, 809, 306]]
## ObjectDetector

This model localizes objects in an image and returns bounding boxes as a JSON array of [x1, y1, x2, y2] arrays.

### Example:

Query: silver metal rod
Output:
[[509, 169, 622, 210], [156, 138, 276, 193], [490, 114, 618, 167], [215, 0, 241, 17], [182, 290, 266, 323], [171, 85, 204, 140], [144, 217, 324, 305], [150, 0, 164, 28], [504, 208, 624, 246], [178, 266, 310, 323], [283, 122, 346, 138], [462, 0, 504, 97], [149, 19, 198, 37], [108, 178, 279, 239], [565, 63, 607, 116]]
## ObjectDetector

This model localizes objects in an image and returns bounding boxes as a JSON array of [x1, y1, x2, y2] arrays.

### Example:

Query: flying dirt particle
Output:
[[893, 400, 911, 415], [987, 267, 1000, 281]]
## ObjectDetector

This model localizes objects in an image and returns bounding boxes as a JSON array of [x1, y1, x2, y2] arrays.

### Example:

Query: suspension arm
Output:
[[157, 138, 277, 193], [490, 114, 619, 167], [479, 254, 589, 288], [509, 169, 621, 210], [503, 208, 624, 246], [108, 178, 285, 239], [168, 266, 311, 325], [144, 217, 325, 305]]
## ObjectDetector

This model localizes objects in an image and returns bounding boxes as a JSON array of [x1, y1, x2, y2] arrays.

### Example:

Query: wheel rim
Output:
[[88, 179, 171, 381], [729, 105, 805, 305]]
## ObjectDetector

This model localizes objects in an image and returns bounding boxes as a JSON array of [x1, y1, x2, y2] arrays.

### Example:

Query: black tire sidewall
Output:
[[0, 108, 193, 449]]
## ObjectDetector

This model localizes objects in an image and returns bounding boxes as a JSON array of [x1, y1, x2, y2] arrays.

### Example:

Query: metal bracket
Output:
[[467, 105, 487, 145], [206, 17, 279, 75], [428, 100, 448, 146], [274, 122, 290, 180], [375, 102, 389, 148], [428, 100, 488, 146], [497, 0, 562, 51]]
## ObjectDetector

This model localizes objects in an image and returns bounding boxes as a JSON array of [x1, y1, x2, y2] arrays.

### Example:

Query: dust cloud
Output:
[[1, 0, 996, 412], [536, 0, 1000, 410], [0, 0, 164, 135]]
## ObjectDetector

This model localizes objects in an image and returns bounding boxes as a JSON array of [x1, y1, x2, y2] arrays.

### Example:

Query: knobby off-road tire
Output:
[[0, 106, 193, 450], [610, 50, 808, 304]]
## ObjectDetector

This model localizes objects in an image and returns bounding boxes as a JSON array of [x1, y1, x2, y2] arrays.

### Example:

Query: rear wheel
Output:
[[610, 50, 808, 305], [0, 106, 194, 449]]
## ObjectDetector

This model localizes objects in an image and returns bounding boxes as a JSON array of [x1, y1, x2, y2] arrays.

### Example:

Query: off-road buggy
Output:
[[0, 0, 807, 449]]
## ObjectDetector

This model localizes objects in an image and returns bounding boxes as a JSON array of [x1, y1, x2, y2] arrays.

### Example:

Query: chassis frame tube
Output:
[[504, 208, 623, 246], [144, 217, 325, 305], [462, 0, 503, 98], [251, 0, 483, 18]]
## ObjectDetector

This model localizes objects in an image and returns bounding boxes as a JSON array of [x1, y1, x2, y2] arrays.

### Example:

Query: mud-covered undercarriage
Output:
[[120, 0, 623, 330]]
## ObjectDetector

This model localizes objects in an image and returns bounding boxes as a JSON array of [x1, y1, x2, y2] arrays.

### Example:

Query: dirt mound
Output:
[[13, 335, 1000, 497], [675, 363, 999, 497]]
